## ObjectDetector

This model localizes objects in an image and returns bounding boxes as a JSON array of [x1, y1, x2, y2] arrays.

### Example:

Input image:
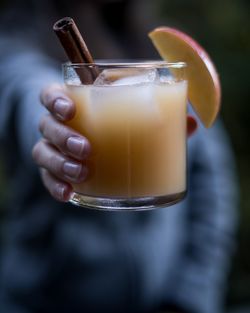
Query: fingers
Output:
[[37, 84, 91, 202], [39, 114, 91, 160], [32, 139, 88, 185], [40, 84, 75, 121], [40, 168, 73, 202], [187, 115, 198, 137]]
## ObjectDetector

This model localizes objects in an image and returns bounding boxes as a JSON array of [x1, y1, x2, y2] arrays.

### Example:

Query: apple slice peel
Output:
[[149, 27, 221, 128]]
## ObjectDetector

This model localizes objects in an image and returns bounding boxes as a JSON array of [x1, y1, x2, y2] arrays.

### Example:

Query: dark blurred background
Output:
[[0, 0, 249, 311]]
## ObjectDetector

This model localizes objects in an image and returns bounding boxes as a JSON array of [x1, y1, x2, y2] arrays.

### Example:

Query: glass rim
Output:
[[63, 60, 187, 69]]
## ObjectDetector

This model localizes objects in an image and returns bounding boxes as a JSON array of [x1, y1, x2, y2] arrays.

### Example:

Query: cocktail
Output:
[[64, 61, 187, 209], [53, 18, 221, 210]]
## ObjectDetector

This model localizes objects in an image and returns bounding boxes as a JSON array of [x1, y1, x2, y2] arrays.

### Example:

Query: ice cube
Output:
[[93, 68, 158, 86], [158, 68, 177, 84]]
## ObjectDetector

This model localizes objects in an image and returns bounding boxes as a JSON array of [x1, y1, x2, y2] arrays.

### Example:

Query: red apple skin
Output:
[[149, 27, 221, 127]]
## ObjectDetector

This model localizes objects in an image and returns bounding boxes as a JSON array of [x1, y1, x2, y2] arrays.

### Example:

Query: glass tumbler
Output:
[[63, 61, 187, 210]]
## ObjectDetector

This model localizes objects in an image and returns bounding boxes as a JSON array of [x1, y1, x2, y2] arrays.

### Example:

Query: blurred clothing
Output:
[[0, 1, 238, 313]]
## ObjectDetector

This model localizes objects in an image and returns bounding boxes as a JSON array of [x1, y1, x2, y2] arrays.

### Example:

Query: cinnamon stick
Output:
[[53, 17, 99, 84]]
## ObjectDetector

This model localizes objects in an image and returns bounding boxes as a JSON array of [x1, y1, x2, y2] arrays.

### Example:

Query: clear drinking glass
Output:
[[63, 61, 187, 210]]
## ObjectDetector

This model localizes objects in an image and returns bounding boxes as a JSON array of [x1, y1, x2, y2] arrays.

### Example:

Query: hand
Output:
[[32, 84, 198, 203], [32, 84, 91, 202]]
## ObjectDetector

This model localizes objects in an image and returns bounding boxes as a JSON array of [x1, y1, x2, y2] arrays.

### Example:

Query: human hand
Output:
[[32, 84, 197, 203], [32, 84, 91, 202]]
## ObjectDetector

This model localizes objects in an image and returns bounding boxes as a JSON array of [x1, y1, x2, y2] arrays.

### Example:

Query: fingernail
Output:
[[63, 162, 82, 178], [66, 137, 86, 158], [57, 184, 67, 200], [54, 98, 72, 120], [57, 184, 72, 201]]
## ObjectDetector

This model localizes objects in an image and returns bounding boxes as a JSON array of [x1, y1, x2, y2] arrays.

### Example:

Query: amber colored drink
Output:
[[64, 62, 187, 210]]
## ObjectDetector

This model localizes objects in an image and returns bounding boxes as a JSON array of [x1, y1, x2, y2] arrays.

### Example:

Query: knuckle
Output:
[[48, 153, 64, 174], [48, 153, 58, 170], [53, 123, 72, 149], [39, 115, 68, 148], [54, 123, 65, 140]]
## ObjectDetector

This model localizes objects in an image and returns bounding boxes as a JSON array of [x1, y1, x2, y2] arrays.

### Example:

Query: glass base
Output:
[[69, 191, 186, 211]]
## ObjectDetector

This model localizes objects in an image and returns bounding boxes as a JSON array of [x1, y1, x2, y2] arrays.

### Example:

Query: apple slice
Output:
[[149, 27, 221, 127]]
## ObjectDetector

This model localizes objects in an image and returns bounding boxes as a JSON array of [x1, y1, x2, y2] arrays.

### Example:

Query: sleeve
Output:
[[166, 120, 239, 313], [0, 35, 62, 167]]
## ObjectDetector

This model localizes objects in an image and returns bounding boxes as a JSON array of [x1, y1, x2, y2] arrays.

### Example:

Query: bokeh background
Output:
[[0, 0, 249, 311]]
